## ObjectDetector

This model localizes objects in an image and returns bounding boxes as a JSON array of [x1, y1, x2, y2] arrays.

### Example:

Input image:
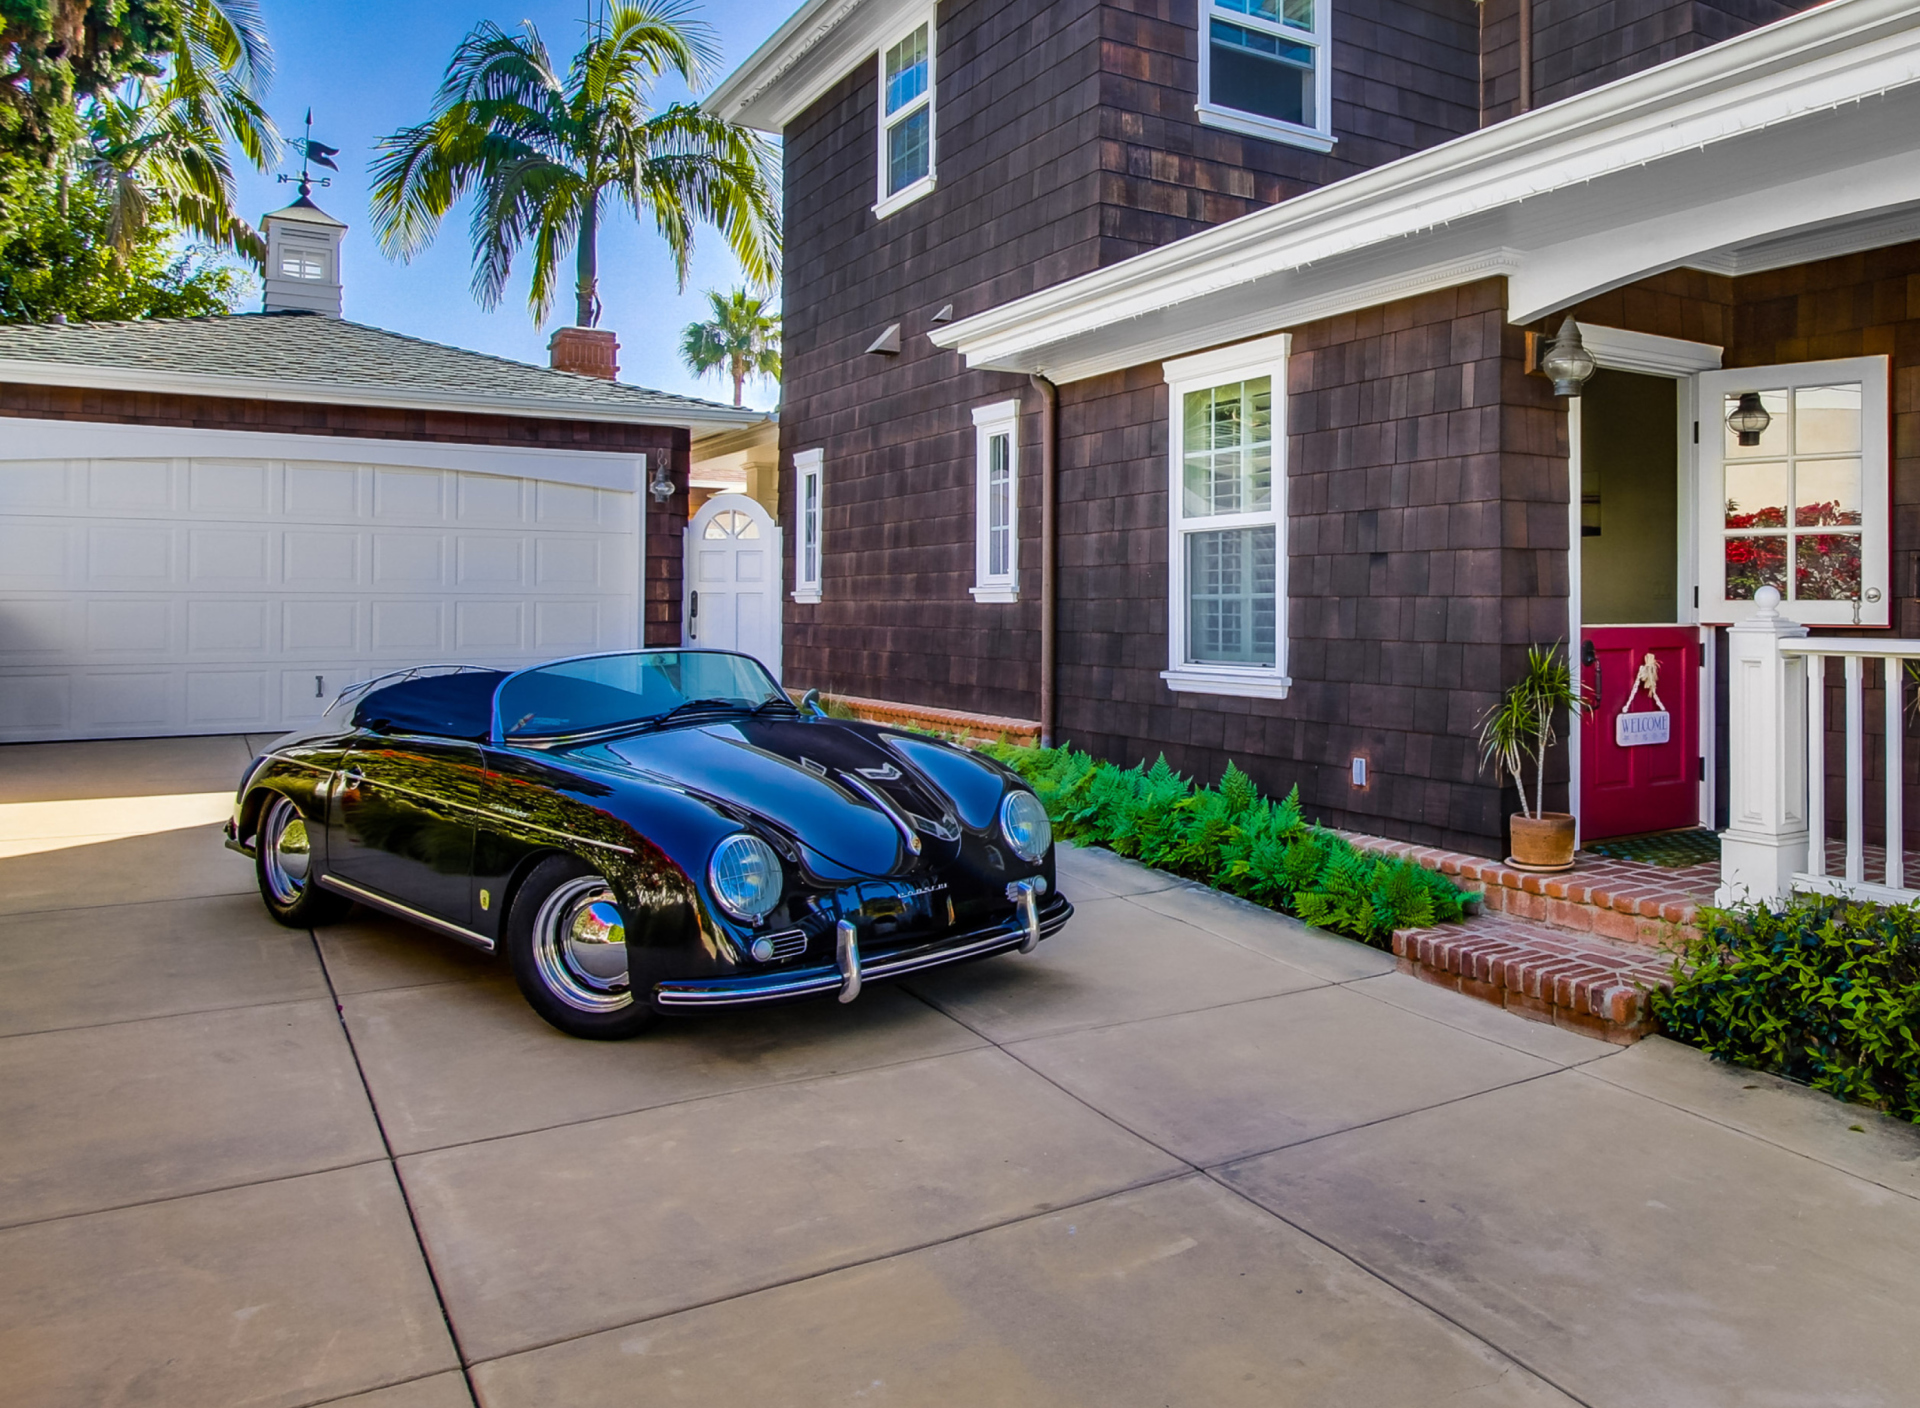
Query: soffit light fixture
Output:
[[1539, 315, 1596, 397], [1727, 391, 1772, 447]]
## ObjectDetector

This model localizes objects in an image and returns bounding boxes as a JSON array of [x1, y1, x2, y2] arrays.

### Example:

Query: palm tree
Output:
[[680, 287, 779, 405], [66, 0, 278, 263], [369, 1, 779, 330]]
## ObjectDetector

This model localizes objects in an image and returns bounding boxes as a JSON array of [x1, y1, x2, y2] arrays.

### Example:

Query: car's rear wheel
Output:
[[255, 792, 351, 928], [506, 855, 657, 1040]]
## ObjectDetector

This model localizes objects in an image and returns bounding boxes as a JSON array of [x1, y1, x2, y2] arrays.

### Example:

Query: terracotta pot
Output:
[[1509, 812, 1577, 869]]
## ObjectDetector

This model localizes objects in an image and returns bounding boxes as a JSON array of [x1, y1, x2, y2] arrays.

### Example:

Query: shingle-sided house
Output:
[[0, 194, 764, 742], [710, 0, 1920, 888]]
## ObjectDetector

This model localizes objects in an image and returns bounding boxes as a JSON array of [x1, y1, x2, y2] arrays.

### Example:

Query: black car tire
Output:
[[506, 854, 657, 1040], [255, 792, 352, 929]]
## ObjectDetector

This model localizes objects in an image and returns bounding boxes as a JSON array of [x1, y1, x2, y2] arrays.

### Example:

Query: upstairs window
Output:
[[875, 16, 935, 217], [1198, 0, 1333, 153], [793, 448, 823, 603], [971, 400, 1019, 602]]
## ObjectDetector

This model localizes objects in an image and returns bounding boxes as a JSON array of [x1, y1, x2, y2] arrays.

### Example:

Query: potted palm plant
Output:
[[1478, 641, 1589, 871]]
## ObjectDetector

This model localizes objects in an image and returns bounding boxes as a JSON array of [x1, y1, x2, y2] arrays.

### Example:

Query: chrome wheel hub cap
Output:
[[262, 796, 311, 904], [532, 876, 632, 1013]]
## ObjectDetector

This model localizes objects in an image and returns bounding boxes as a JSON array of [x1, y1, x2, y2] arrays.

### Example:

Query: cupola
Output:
[[260, 195, 347, 317]]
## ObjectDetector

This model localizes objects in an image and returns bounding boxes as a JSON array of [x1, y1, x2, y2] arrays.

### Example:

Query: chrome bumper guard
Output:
[[654, 894, 1073, 1009]]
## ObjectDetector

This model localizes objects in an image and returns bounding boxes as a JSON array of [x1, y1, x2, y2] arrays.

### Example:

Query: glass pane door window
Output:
[[1699, 358, 1888, 626], [971, 399, 1020, 602], [1162, 335, 1291, 700], [1199, 0, 1330, 150], [877, 20, 933, 209]]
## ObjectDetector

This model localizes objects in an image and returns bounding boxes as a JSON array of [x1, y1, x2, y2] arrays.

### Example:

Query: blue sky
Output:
[[233, 0, 789, 409]]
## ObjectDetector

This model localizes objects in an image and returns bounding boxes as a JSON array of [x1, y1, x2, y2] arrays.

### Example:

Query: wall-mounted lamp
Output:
[[1538, 315, 1596, 397], [647, 454, 676, 503], [1726, 391, 1772, 447]]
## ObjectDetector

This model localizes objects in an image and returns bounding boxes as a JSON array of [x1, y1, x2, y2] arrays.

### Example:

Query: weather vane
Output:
[[278, 109, 340, 198]]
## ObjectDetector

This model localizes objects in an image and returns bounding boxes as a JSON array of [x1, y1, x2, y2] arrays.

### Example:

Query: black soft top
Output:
[[352, 671, 507, 742]]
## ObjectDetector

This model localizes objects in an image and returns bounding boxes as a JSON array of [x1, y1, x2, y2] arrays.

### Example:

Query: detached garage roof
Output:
[[0, 310, 761, 432]]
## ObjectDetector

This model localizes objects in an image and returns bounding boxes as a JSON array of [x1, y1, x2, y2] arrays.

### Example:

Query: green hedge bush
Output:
[[984, 743, 1468, 946], [1654, 896, 1920, 1122]]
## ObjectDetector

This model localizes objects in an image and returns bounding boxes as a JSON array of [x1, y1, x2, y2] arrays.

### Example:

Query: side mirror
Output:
[[800, 688, 826, 718]]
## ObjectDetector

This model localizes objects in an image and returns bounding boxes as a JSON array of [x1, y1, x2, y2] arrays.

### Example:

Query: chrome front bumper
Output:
[[653, 893, 1073, 1009]]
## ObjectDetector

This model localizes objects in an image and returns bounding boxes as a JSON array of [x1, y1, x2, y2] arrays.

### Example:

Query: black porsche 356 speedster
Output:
[[225, 649, 1072, 1038]]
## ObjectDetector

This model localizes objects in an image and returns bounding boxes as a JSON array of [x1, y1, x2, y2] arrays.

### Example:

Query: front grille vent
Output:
[[763, 928, 808, 960]]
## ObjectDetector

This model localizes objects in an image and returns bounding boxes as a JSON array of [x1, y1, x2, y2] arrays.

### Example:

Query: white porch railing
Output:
[[1719, 585, 1920, 908]]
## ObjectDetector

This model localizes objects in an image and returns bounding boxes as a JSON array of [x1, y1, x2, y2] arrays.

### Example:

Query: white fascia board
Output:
[[932, 0, 1920, 379], [0, 416, 649, 492], [0, 359, 762, 434], [706, 0, 924, 132]]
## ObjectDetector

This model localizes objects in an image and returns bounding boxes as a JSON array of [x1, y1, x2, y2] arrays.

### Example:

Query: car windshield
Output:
[[494, 651, 788, 741]]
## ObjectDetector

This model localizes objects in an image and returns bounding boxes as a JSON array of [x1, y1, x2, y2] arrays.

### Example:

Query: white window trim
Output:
[[873, 11, 936, 219], [1195, 0, 1335, 153], [793, 447, 824, 603], [1163, 332, 1292, 700], [970, 399, 1020, 602], [1696, 355, 1890, 628]]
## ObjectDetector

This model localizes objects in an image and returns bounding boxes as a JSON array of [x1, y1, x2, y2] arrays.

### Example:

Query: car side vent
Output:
[[764, 928, 808, 960]]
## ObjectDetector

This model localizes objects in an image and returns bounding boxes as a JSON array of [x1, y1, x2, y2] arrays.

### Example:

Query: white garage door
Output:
[[0, 423, 644, 742]]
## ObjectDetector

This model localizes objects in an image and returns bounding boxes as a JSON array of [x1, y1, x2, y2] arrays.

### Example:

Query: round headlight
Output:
[[707, 833, 784, 923], [999, 790, 1052, 864]]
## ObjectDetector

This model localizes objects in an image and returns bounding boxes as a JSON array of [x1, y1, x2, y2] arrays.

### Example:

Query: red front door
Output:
[[1579, 626, 1701, 841]]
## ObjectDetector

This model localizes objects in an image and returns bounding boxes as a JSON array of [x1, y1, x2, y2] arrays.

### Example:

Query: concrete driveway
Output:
[[4, 736, 1919, 1408]]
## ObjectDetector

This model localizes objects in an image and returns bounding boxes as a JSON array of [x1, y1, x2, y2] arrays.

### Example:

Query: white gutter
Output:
[[0, 359, 766, 434], [707, 0, 921, 131], [930, 0, 1920, 375]]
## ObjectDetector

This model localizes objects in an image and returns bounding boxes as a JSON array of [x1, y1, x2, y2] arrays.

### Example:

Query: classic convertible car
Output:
[[225, 650, 1071, 1038]]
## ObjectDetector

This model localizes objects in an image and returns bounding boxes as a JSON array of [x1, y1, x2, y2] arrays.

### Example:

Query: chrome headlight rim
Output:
[[999, 789, 1052, 864], [706, 832, 785, 924]]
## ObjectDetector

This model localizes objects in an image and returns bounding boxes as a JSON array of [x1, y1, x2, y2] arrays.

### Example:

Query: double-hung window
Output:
[[1197, 0, 1333, 152], [875, 15, 935, 216], [1163, 335, 1290, 698], [971, 400, 1019, 602], [793, 448, 823, 603]]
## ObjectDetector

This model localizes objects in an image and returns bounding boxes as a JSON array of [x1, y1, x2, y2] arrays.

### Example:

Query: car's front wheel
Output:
[[255, 792, 352, 929], [506, 855, 657, 1040]]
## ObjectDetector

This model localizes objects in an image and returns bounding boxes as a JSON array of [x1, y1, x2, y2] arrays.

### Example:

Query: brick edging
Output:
[[800, 692, 1042, 746]]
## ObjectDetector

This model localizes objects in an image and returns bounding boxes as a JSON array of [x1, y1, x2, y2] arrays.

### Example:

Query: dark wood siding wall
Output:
[[781, 0, 1482, 721], [0, 383, 691, 646], [1047, 278, 1566, 855], [1479, 0, 1821, 124]]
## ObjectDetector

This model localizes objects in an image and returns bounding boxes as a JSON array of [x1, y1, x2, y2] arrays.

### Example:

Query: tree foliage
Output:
[[679, 286, 778, 405], [0, 149, 249, 321], [370, 0, 780, 330]]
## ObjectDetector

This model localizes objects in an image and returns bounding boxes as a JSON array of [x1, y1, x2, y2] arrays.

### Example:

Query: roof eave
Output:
[[930, 0, 1920, 379], [0, 359, 766, 433], [706, 0, 923, 132]]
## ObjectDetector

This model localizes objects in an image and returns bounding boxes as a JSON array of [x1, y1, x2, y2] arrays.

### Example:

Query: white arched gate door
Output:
[[684, 493, 782, 681]]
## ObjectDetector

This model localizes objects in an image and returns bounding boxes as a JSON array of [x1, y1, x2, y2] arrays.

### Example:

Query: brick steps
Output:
[[1391, 912, 1678, 1043], [1340, 830, 1716, 948]]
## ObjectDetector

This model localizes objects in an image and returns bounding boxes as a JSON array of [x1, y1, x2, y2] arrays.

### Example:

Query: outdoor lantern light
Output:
[[1727, 391, 1772, 447], [647, 454, 676, 503], [1539, 315, 1596, 397]]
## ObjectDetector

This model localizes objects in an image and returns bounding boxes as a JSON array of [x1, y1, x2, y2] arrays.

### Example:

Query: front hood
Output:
[[605, 718, 983, 877]]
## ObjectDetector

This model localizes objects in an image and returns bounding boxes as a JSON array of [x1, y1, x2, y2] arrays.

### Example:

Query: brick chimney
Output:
[[549, 326, 620, 380]]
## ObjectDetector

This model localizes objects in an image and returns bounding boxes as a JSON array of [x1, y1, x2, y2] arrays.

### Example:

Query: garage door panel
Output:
[[0, 521, 74, 584], [87, 526, 173, 585], [0, 461, 77, 510], [286, 462, 361, 517], [189, 460, 270, 514], [87, 459, 173, 512], [1, 448, 640, 741]]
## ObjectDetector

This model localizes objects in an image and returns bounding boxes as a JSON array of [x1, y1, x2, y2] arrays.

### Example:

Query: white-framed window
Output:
[[1196, 0, 1334, 153], [1163, 333, 1291, 699], [970, 399, 1020, 602], [1697, 356, 1890, 627], [793, 448, 823, 603], [279, 247, 327, 280], [874, 13, 935, 218]]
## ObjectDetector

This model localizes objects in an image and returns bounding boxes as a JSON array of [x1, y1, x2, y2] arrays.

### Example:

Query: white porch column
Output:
[[1717, 586, 1810, 907]]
